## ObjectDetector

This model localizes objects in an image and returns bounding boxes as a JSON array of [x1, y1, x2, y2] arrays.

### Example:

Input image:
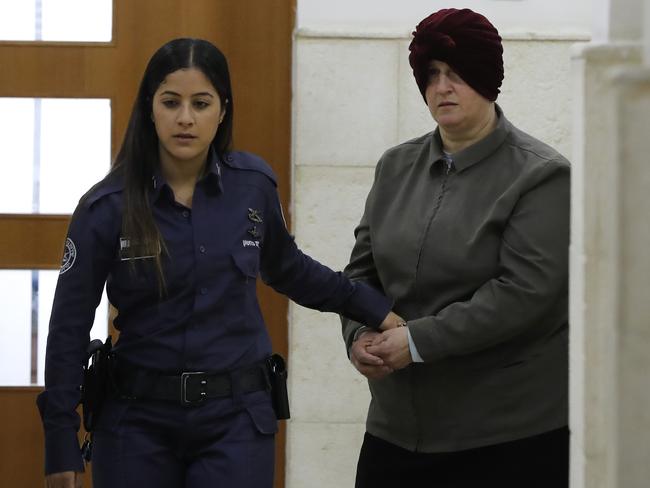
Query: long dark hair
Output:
[[112, 38, 234, 284]]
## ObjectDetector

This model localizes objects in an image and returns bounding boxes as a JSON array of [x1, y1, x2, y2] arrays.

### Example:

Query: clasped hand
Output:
[[351, 312, 412, 379]]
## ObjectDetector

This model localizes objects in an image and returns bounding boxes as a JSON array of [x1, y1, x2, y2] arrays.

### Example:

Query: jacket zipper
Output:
[[413, 160, 452, 307], [410, 160, 452, 450]]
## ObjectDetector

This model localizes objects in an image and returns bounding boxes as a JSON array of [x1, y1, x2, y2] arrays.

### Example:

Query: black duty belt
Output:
[[111, 359, 270, 406]]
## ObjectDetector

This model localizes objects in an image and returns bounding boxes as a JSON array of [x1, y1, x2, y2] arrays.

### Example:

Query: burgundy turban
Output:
[[408, 8, 504, 102]]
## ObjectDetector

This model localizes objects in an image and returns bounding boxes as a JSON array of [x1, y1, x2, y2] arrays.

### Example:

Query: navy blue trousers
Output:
[[356, 427, 569, 488], [91, 391, 277, 488]]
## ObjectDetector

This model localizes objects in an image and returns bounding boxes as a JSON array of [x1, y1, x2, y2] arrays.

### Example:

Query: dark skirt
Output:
[[356, 427, 569, 488]]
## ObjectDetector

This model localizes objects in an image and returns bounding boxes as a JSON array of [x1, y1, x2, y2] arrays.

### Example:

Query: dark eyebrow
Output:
[[159, 90, 215, 98]]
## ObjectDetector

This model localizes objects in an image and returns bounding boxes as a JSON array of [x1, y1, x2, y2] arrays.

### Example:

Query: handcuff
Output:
[[353, 319, 407, 343]]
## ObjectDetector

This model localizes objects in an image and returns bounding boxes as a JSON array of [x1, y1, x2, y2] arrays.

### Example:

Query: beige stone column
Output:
[[611, 66, 650, 486], [570, 39, 649, 488]]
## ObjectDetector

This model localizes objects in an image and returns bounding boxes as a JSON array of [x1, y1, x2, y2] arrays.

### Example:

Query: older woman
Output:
[[341, 9, 570, 488]]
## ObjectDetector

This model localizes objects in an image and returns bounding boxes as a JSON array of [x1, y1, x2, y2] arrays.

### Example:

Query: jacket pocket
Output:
[[231, 250, 260, 281], [245, 400, 278, 435]]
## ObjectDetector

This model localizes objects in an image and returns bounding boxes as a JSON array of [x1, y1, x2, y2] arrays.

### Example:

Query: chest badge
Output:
[[247, 208, 263, 223], [248, 226, 261, 238]]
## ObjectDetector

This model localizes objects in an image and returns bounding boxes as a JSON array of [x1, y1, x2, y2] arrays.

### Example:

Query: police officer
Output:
[[38, 38, 402, 488]]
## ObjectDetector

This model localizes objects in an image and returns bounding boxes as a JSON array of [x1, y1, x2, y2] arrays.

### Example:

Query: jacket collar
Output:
[[428, 104, 510, 173], [150, 147, 224, 203]]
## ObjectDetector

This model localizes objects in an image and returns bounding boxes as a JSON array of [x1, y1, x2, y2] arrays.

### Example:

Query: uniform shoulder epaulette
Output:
[[80, 171, 124, 208], [222, 151, 277, 186]]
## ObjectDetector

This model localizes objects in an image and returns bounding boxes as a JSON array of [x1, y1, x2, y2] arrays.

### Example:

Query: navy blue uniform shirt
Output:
[[37, 150, 392, 474]]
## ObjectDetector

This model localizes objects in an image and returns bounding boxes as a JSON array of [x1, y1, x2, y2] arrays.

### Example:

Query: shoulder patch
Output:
[[60, 238, 77, 274], [222, 151, 277, 186]]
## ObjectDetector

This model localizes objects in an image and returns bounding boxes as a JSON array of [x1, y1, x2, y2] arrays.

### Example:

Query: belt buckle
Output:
[[181, 371, 208, 406]]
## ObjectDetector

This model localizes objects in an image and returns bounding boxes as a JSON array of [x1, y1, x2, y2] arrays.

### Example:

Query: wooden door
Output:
[[0, 1, 293, 486]]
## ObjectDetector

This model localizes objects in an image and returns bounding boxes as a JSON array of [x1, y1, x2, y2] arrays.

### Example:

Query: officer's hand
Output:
[[350, 330, 393, 380], [45, 471, 83, 488], [379, 311, 405, 331]]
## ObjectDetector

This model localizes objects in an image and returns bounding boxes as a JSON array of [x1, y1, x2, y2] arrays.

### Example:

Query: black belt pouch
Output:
[[267, 354, 290, 420], [82, 335, 113, 432]]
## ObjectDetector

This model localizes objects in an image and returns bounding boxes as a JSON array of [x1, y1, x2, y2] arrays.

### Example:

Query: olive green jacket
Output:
[[341, 108, 569, 452]]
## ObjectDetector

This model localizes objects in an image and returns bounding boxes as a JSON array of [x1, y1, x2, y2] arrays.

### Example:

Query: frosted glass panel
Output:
[[0, 99, 35, 212], [0, 270, 109, 386], [0, 271, 31, 386], [0, 98, 111, 214], [37, 271, 110, 385], [0, 1, 34, 42], [40, 99, 112, 213], [0, 0, 112, 42]]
